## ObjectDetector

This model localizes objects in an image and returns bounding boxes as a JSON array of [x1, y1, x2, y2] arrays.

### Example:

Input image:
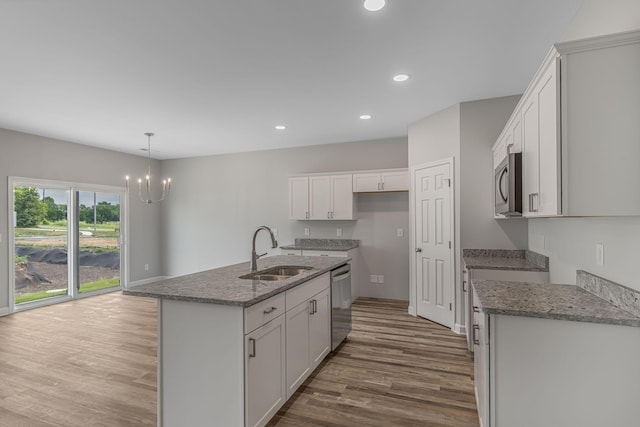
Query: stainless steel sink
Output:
[[240, 265, 312, 281]]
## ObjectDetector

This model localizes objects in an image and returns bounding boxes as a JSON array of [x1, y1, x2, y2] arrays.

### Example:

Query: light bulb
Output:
[[364, 0, 386, 12]]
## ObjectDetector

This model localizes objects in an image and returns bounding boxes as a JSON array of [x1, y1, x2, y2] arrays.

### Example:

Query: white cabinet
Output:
[[495, 30, 640, 217], [472, 305, 640, 427], [353, 169, 408, 192], [288, 176, 309, 220], [245, 314, 286, 427], [521, 56, 560, 217], [284, 274, 331, 398], [289, 174, 355, 220]]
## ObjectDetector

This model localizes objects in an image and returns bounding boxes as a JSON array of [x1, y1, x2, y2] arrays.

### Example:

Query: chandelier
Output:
[[125, 133, 172, 204]]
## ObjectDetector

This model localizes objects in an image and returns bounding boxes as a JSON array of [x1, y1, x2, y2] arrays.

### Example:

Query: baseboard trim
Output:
[[128, 276, 168, 288], [408, 305, 416, 316], [0, 307, 9, 317], [453, 323, 466, 335]]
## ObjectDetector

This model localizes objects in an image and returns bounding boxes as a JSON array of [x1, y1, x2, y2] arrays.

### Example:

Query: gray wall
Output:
[[0, 128, 164, 312], [526, 0, 640, 292], [160, 138, 411, 300], [408, 96, 528, 328]]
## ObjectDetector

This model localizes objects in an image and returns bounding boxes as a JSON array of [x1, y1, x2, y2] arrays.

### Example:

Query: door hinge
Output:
[[448, 241, 451, 249], [449, 303, 452, 311]]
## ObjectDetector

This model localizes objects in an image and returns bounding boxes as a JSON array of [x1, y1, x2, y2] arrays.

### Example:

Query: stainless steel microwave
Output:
[[495, 153, 522, 216]]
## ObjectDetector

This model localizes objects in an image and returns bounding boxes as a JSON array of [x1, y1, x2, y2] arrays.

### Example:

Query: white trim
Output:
[[129, 276, 168, 287], [407, 305, 416, 316], [409, 157, 457, 329], [453, 323, 466, 335], [0, 307, 10, 317]]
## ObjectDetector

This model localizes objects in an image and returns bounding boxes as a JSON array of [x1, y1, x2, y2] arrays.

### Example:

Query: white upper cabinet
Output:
[[288, 176, 309, 220], [496, 30, 640, 217], [353, 169, 409, 192], [289, 174, 355, 220]]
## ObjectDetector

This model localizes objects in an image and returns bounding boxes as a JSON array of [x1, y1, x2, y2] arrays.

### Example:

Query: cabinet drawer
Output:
[[286, 273, 330, 311], [301, 250, 348, 258], [245, 293, 286, 334]]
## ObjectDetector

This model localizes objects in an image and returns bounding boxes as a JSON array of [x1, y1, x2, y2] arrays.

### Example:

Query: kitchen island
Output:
[[124, 255, 350, 427]]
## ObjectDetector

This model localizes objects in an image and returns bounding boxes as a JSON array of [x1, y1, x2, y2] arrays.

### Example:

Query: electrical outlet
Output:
[[304, 227, 310, 236], [397, 228, 404, 238], [377, 275, 384, 284], [336, 228, 343, 237], [370, 275, 378, 283], [144, 264, 149, 272], [596, 243, 604, 267]]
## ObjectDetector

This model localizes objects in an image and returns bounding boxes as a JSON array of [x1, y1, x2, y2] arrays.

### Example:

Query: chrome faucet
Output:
[[250, 226, 278, 272]]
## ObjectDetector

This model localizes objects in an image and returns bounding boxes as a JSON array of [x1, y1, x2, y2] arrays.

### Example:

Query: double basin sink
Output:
[[239, 265, 312, 281]]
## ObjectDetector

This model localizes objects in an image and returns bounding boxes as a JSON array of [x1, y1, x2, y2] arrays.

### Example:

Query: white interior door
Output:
[[414, 160, 454, 328]]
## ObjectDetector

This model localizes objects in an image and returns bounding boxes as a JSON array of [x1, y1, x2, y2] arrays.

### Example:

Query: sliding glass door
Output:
[[77, 191, 121, 294], [11, 178, 125, 311], [13, 185, 70, 304]]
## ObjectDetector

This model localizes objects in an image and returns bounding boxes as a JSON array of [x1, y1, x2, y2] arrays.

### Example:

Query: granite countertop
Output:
[[123, 255, 349, 307], [463, 249, 548, 272], [472, 279, 640, 327], [280, 238, 359, 251]]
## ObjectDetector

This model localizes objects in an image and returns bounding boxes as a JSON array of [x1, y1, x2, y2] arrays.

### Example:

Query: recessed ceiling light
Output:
[[363, 0, 386, 12], [360, 114, 372, 120], [275, 125, 287, 130], [393, 73, 410, 82]]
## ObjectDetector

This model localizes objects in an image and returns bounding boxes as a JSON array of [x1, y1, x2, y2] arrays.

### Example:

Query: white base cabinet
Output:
[[472, 293, 640, 427], [159, 273, 331, 427]]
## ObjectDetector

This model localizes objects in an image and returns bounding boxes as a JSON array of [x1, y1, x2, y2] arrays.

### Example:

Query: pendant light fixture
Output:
[[125, 133, 172, 204]]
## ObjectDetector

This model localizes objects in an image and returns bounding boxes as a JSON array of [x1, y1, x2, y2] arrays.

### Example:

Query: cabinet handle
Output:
[[305, 211, 309, 220], [249, 338, 256, 358], [320, 254, 329, 257], [377, 182, 381, 191], [381, 182, 384, 191], [532, 193, 539, 212], [327, 211, 331, 219], [463, 280, 467, 292], [313, 299, 317, 314], [331, 211, 334, 219], [472, 325, 480, 346], [473, 306, 479, 313], [263, 306, 278, 315], [415, 248, 422, 253], [309, 300, 314, 315]]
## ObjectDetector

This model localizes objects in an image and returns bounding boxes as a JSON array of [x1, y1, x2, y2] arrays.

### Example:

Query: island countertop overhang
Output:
[[123, 255, 349, 307]]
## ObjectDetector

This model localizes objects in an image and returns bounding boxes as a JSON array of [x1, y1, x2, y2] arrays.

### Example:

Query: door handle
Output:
[[415, 248, 422, 253], [248, 338, 256, 358], [472, 325, 480, 345]]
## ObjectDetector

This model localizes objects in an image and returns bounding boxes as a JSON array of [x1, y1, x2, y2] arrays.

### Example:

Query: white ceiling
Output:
[[0, 0, 582, 160]]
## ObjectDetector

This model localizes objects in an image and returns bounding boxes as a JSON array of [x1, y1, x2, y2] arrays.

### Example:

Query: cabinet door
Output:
[[288, 177, 309, 220], [309, 288, 331, 369], [381, 171, 409, 191], [309, 176, 332, 219], [330, 174, 354, 219], [285, 301, 311, 398], [536, 60, 561, 216], [493, 137, 507, 170], [472, 292, 490, 427], [353, 173, 381, 192], [246, 316, 286, 427], [522, 95, 539, 217]]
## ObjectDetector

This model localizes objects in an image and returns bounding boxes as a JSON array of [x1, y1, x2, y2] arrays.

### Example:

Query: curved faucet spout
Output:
[[250, 226, 278, 272]]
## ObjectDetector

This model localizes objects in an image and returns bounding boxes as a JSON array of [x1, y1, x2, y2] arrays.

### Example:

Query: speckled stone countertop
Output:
[[472, 280, 640, 327], [463, 249, 548, 272], [280, 238, 359, 251], [123, 255, 349, 307]]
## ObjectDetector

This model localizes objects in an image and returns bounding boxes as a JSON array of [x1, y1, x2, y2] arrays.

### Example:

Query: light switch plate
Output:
[[397, 228, 404, 238], [304, 227, 310, 236], [370, 275, 378, 283], [377, 275, 384, 284], [336, 228, 343, 237]]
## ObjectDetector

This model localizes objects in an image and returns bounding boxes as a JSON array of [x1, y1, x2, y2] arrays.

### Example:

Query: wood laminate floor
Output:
[[0, 293, 478, 426], [268, 297, 479, 427]]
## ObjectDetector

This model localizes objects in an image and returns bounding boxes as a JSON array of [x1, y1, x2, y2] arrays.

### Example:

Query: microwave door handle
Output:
[[498, 168, 509, 202]]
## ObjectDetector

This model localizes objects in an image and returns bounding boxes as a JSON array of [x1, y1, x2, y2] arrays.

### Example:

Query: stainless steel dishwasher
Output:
[[331, 263, 352, 351]]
